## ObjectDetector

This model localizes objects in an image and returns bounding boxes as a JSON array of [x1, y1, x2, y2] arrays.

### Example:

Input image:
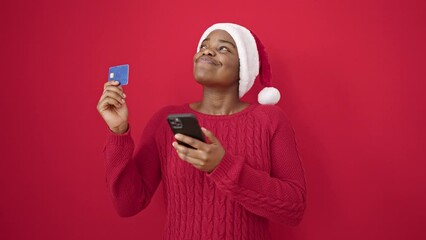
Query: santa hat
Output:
[[197, 23, 281, 105]]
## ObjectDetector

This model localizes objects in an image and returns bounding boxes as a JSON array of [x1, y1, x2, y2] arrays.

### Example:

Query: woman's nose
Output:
[[202, 47, 215, 56]]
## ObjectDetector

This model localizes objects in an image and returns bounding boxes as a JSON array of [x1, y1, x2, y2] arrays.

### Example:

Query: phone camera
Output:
[[170, 118, 183, 129]]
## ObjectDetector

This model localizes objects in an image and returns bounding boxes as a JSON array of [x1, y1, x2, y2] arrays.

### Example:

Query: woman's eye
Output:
[[200, 45, 207, 50], [219, 46, 229, 52]]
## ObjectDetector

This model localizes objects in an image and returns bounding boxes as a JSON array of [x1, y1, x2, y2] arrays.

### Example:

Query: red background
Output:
[[1, 0, 425, 239]]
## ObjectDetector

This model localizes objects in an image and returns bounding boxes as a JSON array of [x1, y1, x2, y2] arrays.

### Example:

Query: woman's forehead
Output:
[[204, 30, 236, 45]]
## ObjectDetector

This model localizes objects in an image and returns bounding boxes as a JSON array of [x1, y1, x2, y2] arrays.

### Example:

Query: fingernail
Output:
[[174, 134, 181, 140], [123, 93, 126, 98], [122, 98, 125, 103]]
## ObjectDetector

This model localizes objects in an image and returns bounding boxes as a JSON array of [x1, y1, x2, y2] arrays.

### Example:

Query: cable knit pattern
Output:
[[103, 104, 306, 240]]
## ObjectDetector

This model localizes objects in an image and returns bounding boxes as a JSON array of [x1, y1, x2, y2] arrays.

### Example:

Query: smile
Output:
[[197, 56, 219, 65]]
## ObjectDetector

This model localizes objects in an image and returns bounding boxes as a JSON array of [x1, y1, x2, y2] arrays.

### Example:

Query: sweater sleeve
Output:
[[207, 108, 307, 225], [103, 110, 165, 217]]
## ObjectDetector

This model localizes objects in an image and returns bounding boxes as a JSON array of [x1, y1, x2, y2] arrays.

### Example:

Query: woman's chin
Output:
[[194, 72, 214, 84], [194, 77, 212, 86]]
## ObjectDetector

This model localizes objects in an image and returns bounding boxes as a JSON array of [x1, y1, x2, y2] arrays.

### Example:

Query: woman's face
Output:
[[193, 30, 239, 89]]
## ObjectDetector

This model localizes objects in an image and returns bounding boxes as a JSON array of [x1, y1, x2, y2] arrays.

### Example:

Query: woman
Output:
[[97, 23, 306, 240]]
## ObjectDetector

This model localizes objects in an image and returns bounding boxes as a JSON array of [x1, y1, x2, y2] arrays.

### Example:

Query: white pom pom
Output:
[[258, 87, 281, 105]]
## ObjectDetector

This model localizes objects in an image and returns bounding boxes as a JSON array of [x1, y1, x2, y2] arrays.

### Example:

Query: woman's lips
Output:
[[197, 56, 219, 65]]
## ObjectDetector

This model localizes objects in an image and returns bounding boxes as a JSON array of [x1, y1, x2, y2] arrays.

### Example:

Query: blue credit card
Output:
[[108, 64, 129, 85]]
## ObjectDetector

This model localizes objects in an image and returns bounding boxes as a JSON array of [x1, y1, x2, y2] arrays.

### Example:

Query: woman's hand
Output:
[[172, 127, 225, 173], [97, 81, 129, 134]]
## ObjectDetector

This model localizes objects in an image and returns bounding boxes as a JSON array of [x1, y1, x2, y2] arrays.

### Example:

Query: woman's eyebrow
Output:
[[218, 39, 236, 49], [202, 38, 236, 49]]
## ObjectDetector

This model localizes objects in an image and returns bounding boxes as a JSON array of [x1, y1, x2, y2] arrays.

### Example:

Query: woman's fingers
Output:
[[98, 96, 123, 109], [98, 81, 126, 111], [99, 89, 126, 104], [173, 142, 206, 167], [201, 127, 219, 144], [173, 142, 206, 159], [103, 80, 120, 89], [174, 134, 208, 151], [172, 131, 225, 172], [103, 85, 126, 98], [177, 152, 206, 169], [103, 81, 126, 97]]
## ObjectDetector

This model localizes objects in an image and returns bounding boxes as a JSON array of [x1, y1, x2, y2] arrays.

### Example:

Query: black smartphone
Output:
[[167, 113, 205, 149]]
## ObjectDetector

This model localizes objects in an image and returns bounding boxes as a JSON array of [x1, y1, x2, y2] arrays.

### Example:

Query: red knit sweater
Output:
[[104, 104, 306, 240]]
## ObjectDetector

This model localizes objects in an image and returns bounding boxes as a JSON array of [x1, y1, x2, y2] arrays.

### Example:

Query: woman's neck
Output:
[[190, 87, 250, 115]]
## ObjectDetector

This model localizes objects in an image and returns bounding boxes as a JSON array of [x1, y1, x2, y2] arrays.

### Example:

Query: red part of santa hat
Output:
[[197, 23, 281, 105]]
